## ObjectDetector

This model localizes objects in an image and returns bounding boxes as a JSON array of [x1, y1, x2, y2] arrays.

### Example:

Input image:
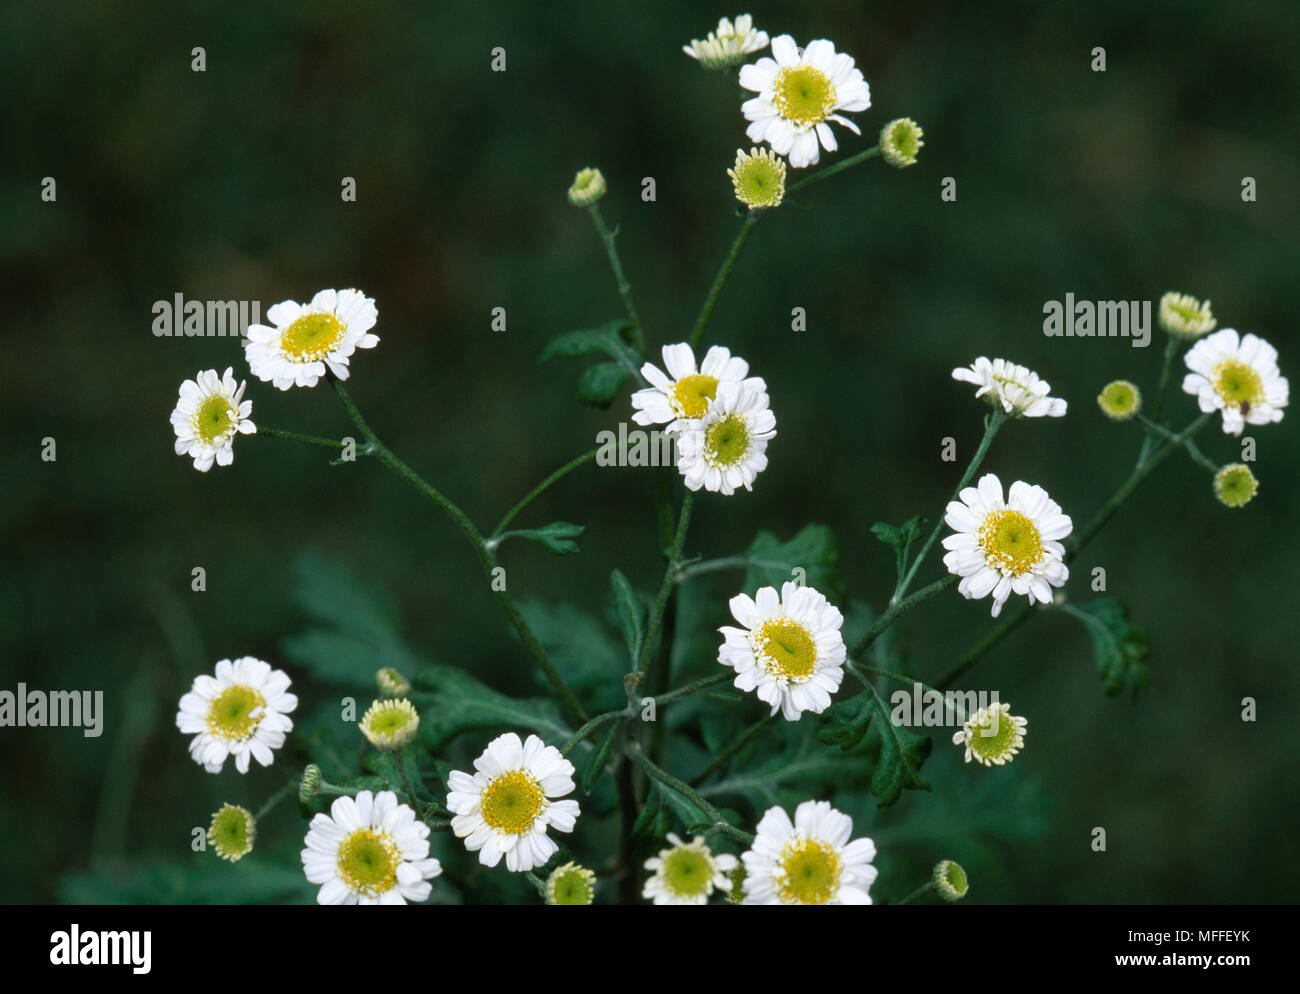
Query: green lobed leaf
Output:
[[609, 569, 644, 663], [515, 599, 625, 711], [579, 724, 619, 795], [537, 319, 634, 362], [412, 663, 571, 750], [1065, 598, 1151, 698], [577, 361, 631, 408], [871, 514, 925, 580], [498, 521, 585, 555], [741, 523, 843, 603], [817, 688, 932, 807]]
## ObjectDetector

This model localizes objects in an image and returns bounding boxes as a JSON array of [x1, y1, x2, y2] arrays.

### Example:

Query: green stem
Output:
[[561, 710, 628, 756], [626, 743, 754, 844], [395, 748, 424, 808], [896, 882, 935, 906], [652, 671, 731, 705], [1136, 414, 1217, 472], [788, 144, 881, 193], [854, 575, 958, 658], [895, 411, 1007, 601], [330, 378, 588, 724], [588, 204, 646, 353], [689, 714, 776, 786], [491, 447, 600, 538], [635, 492, 694, 678], [253, 782, 293, 822], [256, 426, 346, 449], [848, 661, 967, 720], [1138, 337, 1182, 462], [688, 212, 760, 351]]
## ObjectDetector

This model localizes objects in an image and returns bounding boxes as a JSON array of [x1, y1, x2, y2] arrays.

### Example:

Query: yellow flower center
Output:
[[281, 312, 347, 362], [206, 684, 266, 742], [731, 154, 786, 209], [704, 414, 751, 467], [978, 509, 1043, 577], [194, 395, 234, 445], [481, 770, 546, 835], [777, 838, 842, 905], [1212, 360, 1263, 409], [755, 618, 817, 680], [671, 373, 719, 419], [208, 803, 255, 861], [773, 65, 836, 127], [967, 708, 1021, 764], [662, 846, 713, 898], [337, 828, 399, 897]]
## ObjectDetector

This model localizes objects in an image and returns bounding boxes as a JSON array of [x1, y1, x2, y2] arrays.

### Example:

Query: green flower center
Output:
[[978, 509, 1043, 577], [774, 65, 836, 126], [662, 846, 713, 898], [756, 618, 817, 680], [672, 373, 719, 419], [1099, 381, 1138, 413], [481, 770, 546, 835], [778, 838, 842, 905], [550, 868, 594, 905], [1215, 466, 1258, 507], [194, 395, 234, 445], [337, 828, 399, 897], [887, 121, 919, 158], [704, 414, 751, 467], [942, 861, 968, 894], [969, 708, 1018, 762], [206, 684, 266, 742], [368, 705, 412, 736], [282, 312, 346, 362], [1213, 360, 1263, 409], [732, 156, 785, 208], [208, 804, 254, 861]]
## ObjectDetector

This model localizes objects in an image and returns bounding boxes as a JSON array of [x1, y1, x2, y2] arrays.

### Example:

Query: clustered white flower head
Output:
[[739, 35, 871, 168], [245, 288, 379, 390], [631, 342, 776, 495], [301, 790, 442, 905], [1182, 329, 1288, 436], [446, 732, 580, 872], [171, 367, 256, 471], [718, 581, 846, 720], [682, 15, 769, 69], [741, 800, 877, 904], [642, 833, 738, 905], [175, 656, 297, 773], [952, 357, 1067, 418], [943, 473, 1072, 618]]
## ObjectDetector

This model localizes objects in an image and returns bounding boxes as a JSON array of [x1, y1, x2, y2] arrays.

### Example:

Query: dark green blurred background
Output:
[[2, 0, 1296, 903]]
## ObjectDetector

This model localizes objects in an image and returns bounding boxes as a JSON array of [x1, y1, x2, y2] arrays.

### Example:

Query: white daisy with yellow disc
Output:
[[952, 356, 1067, 418], [175, 656, 297, 774], [642, 833, 738, 905], [741, 800, 877, 905], [942, 473, 1072, 618], [301, 789, 442, 905], [245, 288, 379, 390], [675, 380, 776, 495], [1182, 328, 1288, 436], [718, 580, 845, 720], [170, 367, 256, 472], [631, 342, 767, 434], [446, 732, 580, 873], [739, 35, 871, 168]]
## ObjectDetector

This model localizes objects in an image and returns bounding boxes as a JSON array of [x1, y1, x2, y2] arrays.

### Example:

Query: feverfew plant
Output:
[[163, 15, 1287, 906]]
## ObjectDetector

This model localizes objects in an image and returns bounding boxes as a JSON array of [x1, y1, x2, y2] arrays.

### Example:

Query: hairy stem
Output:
[[855, 575, 958, 658], [635, 492, 695, 678], [256, 426, 346, 449], [626, 743, 754, 844], [788, 144, 881, 193], [491, 447, 600, 538], [588, 204, 646, 353], [688, 212, 761, 351]]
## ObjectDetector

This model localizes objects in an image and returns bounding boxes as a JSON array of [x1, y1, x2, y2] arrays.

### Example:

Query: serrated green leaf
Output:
[[871, 515, 925, 580], [609, 569, 644, 662], [741, 524, 843, 604], [580, 724, 619, 795], [1063, 599, 1151, 698], [516, 600, 625, 711], [538, 319, 633, 362], [577, 361, 630, 408], [816, 688, 931, 807], [412, 663, 571, 749], [699, 740, 871, 809], [498, 521, 584, 555], [630, 783, 672, 841]]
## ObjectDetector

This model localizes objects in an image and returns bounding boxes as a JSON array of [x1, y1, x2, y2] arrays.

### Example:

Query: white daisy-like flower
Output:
[[675, 381, 776, 494], [631, 342, 766, 433], [301, 790, 442, 905], [952, 356, 1067, 418], [446, 732, 580, 873], [643, 833, 738, 905], [953, 702, 1027, 767], [739, 35, 872, 168], [1181, 328, 1288, 436], [942, 474, 1072, 618], [244, 288, 379, 390], [175, 656, 297, 774], [170, 367, 256, 472], [718, 581, 845, 720], [682, 15, 769, 69], [742, 800, 877, 905]]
